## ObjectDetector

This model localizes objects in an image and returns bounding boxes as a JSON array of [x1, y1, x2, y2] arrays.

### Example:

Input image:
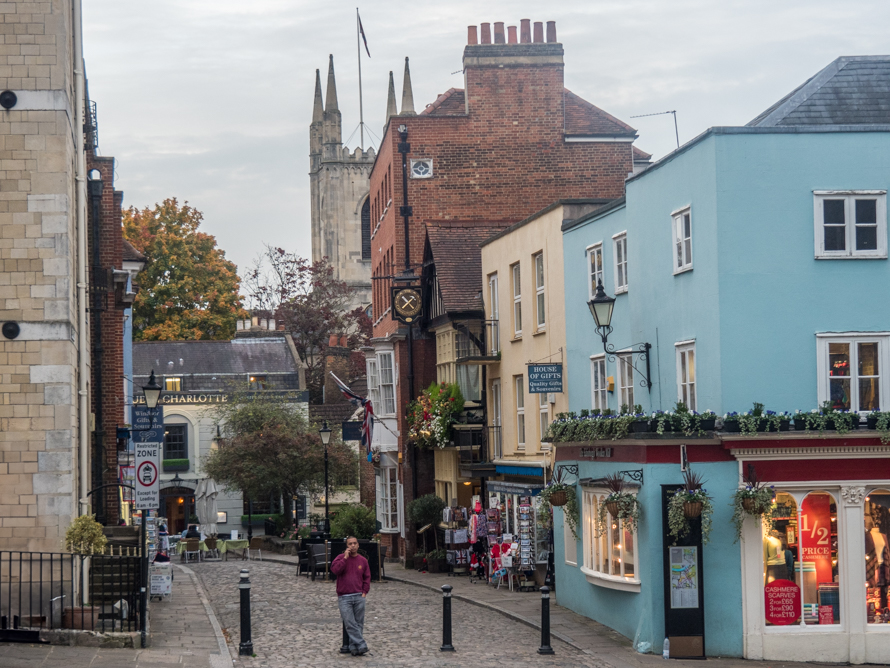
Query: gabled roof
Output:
[[420, 87, 638, 137], [748, 56, 890, 127], [133, 338, 301, 377], [425, 220, 514, 314], [632, 145, 652, 161], [564, 89, 637, 137]]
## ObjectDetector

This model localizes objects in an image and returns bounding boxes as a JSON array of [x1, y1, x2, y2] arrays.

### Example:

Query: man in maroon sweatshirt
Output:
[[331, 536, 371, 655]]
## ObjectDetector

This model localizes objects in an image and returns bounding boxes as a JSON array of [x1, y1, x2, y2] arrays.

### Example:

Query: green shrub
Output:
[[65, 515, 107, 554], [406, 494, 446, 527], [330, 504, 377, 539]]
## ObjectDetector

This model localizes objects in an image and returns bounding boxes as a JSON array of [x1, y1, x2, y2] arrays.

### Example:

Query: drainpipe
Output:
[[73, 0, 90, 516]]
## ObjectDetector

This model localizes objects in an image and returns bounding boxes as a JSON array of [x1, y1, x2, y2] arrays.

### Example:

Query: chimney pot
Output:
[[340, 335, 348, 348], [507, 25, 517, 44], [546, 20, 557, 43], [328, 335, 338, 347], [467, 25, 478, 45], [278, 324, 285, 331], [533, 21, 544, 43], [493, 22, 505, 44], [480, 22, 491, 44], [520, 18, 531, 43]]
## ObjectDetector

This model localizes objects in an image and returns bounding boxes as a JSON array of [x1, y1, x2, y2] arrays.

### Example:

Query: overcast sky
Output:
[[83, 0, 889, 277]]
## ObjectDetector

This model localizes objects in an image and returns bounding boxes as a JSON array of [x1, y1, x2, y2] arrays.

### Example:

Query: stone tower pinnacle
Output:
[[325, 54, 339, 112], [310, 68, 324, 168], [312, 68, 324, 123], [385, 71, 398, 128], [400, 56, 416, 115], [323, 54, 341, 150]]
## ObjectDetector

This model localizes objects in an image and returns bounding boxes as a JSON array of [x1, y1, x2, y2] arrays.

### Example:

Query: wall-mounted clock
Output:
[[392, 286, 422, 324]]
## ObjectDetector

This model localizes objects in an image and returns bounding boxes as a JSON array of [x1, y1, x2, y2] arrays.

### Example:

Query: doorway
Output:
[[162, 487, 195, 535]]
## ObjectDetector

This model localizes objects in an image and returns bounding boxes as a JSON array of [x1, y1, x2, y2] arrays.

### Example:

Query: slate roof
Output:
[[748, 56, 890, 127], [426, 220, 513, 314], [133, 337, 301, 378], [122, 239, 146, 263], [420, 87, 638, 137], [632, 145, 652, 161]]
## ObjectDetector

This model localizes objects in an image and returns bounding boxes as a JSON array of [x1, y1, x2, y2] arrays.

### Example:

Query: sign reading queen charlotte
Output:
[[527, 364, 563, 393]]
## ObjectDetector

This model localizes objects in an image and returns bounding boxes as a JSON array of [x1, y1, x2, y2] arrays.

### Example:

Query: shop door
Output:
[[661, 484, 705, 658]]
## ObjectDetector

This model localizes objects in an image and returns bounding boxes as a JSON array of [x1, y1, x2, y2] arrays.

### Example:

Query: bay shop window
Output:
[[581, 486, 640, 591]]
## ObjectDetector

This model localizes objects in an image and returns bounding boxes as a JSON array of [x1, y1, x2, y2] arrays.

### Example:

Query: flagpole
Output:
[[356, 8, 364, 150]]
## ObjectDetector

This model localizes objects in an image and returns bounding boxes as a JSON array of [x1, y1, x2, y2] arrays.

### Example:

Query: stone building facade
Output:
[[309, 55, 374, 310], [365, 19, 641, 561]]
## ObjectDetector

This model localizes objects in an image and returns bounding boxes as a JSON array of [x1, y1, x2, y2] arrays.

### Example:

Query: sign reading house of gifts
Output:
[[527, 364, 563, 393], [764, 579, 801, 625]]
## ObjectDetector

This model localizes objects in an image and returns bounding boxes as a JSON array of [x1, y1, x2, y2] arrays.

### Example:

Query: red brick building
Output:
[[365, 19, 640, 561]]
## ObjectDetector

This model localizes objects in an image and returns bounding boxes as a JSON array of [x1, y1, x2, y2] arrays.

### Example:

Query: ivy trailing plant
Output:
[[794, 401, 859, 435], [869, 410, 890, 444], [667, 468, 714, 545], [730, 465, 776, 542], [596, 472, 642, 536], [544, 409, 636, 443], [540, 467, 580, 540], [406, 382, 465, 449]]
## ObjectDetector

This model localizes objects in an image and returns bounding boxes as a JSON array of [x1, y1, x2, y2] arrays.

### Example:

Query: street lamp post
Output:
[[139, 370, 162, 649], [319, 421, 332, 536], [587, 280, 653, 391]]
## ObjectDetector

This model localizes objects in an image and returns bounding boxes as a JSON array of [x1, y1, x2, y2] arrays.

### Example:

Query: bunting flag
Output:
[[329, 371, 374, 461], [358, 12, 371, 57]]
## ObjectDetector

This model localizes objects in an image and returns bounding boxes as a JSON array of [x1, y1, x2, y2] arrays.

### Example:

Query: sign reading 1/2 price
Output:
[[135, 444, 160, 511]]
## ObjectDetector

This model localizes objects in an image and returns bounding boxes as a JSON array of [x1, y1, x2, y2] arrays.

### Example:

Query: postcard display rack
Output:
[[135, 510, 159, 561], [444, 505, 471, 575]]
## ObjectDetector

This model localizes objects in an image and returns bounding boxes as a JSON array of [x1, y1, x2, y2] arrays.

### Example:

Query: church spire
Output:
[[325, 54, 339, 113], [312, 68, 324, 124], [385, 71, 398, 128], [400, 56, 416, 115]]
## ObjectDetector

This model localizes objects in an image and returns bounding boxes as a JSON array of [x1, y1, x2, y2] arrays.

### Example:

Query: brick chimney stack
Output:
[[323, 334, 352, 404]]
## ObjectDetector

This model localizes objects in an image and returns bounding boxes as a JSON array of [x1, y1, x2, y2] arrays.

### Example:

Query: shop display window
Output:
[[865, 490, 890, 624], [764, 491, 839, 627], [582, 489, 638, 582]]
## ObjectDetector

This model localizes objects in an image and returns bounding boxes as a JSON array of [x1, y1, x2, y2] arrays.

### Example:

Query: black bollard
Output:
[[440, 585, 455, 652], [537, 586, 554, 655], [340, 622, 351, 654], [239, 569, 254, 656]]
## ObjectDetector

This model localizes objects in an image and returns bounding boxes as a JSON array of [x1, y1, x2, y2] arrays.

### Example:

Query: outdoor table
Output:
[[219, 539, 250, 560], [176, 540, 208, 559]]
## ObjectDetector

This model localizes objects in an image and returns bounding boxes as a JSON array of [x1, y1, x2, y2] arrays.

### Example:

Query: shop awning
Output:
[[495, 463, 544, 477], [486, 480, 543, 496]]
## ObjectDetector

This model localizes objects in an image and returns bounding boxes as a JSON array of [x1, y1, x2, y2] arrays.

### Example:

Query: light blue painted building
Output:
[[553, 57, 890, 663]]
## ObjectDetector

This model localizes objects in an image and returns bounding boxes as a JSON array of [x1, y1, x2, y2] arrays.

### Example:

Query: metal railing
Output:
[[0, 551, 142, 638]]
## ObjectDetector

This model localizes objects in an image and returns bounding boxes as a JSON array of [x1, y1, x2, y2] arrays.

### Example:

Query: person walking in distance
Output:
[[331, 536, 371, 655]]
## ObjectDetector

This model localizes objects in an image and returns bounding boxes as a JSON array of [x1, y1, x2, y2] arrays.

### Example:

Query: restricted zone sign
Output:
[[135, 443, 160, 510]]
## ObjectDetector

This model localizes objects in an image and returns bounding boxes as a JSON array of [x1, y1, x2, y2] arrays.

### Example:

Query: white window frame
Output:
[[563, 508, 577, 566], [581, 488, 640, 591], [511, 262, 522, 337], [590, 354, 607, 412], [515, 375, 525, 451], [672, 206, 693, 274], [612, 231, 628, 294], [533, 251, 546, 330], [488, 273, 500, 354], [675, 340, 697, 412], [366, 359, 380, 411], [816, 333, 890, 413], [377, 466, 399, 532], [539, 390, 550, 447], [813, 190, 887, 259], [377, 351, 396, 415], [586, 243, 604, 299], [490, 379, 502, 459], [617, 352, 634, 411]]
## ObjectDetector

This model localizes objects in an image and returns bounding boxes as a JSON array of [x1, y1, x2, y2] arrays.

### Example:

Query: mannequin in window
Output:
[[865, 513, 890, 609], [764, 529, 787, 582]]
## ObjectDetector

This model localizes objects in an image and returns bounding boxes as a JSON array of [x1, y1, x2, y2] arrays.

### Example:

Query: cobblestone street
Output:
[[192, 560, 616, 668]]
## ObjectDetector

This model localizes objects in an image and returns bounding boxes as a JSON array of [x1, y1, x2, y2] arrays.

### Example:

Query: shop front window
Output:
[[866, 489, 890, 624], [582, 489, 638, 583], [764, 491, 839, 627]]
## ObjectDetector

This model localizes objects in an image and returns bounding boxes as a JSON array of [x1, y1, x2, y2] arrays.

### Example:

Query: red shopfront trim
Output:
[[553, 441, 733, 464], [745, 458, 890, 482]]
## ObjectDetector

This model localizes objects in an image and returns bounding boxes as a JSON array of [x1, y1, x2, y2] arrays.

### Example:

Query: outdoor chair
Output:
[[307, 543, 329, 580], [247, 537, 263, 561], [204, 538, 221, 560], [184, 538, 201, 563]]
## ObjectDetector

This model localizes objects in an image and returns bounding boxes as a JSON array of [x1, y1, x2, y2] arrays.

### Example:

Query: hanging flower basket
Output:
[[605, 501, 621, 517], [683, 501, 703, 518], [549, 490, 568, 507]]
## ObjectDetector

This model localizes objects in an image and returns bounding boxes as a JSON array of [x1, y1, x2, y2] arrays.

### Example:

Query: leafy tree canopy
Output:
[[123, 198, 247, 341]]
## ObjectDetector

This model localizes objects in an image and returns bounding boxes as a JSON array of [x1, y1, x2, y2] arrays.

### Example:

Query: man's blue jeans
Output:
[[338, 593, 367, 652]]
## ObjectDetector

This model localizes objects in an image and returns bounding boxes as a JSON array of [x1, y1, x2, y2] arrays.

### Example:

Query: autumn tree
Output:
[[123, 198, 246, 341], [203, 389, 357, 528], [243, 247, 371, 403]]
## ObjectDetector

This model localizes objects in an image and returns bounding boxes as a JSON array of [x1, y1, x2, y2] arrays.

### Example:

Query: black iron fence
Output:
[[0, 551, 142, 640]]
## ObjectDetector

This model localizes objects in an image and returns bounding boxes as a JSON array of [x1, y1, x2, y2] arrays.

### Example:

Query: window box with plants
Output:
[[730, 465, 776, 542], [540, 467, 580, 540], [723, 403, 791, 435], [595, 472, 641, 537], [667, 468, 714, 545], [867, 410, 890, 443], [793, 402, 859, 434], [406, 382, 464, 449], [163, 458, 190, 472]]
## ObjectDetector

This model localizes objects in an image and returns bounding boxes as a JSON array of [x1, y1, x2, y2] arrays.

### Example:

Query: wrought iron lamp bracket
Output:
[[619, 469, 644, 485], [603, 341, 653, 392], [556, 463, 579, 480]]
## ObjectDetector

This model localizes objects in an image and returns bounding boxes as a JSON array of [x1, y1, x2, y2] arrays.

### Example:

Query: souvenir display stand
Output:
[[443, 504, 471, 576]]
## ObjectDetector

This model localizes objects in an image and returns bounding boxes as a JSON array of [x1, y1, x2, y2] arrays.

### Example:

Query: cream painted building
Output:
[[480, 201, 608, 477]]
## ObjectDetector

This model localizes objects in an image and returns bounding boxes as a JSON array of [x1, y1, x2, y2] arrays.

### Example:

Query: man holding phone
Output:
[[330, 536, 371, 656]]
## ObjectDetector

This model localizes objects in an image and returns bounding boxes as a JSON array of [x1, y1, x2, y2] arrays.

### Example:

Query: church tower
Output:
[[309, 55, 375, 309]]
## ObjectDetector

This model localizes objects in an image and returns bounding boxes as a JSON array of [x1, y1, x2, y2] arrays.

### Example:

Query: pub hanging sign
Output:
[[527, 363, 563, 393]]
